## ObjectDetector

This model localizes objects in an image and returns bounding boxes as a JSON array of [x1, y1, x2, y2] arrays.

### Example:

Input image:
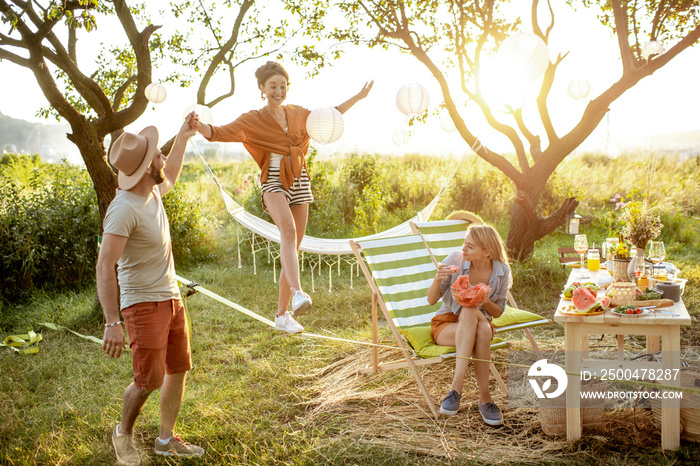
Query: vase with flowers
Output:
[[610, 194, 663, 281]]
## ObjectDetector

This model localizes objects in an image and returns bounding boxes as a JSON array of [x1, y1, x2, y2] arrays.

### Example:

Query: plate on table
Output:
[[559, 304, 606, 316], [609, 306, 653, 317], [566, 263, 582, 268], [559, 294, 572, 301]]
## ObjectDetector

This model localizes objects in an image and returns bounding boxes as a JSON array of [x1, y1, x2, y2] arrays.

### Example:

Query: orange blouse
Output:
[[206, 105, 312, 189]]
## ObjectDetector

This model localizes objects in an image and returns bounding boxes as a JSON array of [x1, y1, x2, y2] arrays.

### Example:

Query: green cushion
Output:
[[493, 305, 547, 330], [400, 325, 454, 358], [400, 325, 507, 359]]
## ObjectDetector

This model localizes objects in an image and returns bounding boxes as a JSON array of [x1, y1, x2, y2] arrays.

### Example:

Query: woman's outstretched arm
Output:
[[336, 81, 374, 114]]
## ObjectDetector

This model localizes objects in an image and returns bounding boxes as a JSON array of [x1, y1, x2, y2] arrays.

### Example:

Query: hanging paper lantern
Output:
[[497, 32, 550, 82], [440, 108, 457, 133], [392, 129, 410, 146], [145, 83, 167, 104], [183, 104, 213, 125], [306, 107, 344, 144], [642, 41, 664, 60], [567, 79, 591, 100], [395, 83, 430, 116]]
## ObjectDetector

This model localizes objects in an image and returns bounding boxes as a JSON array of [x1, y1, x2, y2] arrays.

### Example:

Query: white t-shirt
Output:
[[102, 187, 180, 309]]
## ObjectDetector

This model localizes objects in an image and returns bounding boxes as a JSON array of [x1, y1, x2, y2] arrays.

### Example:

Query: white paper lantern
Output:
[[440, 108, 457, 133], [145, 83, 167, 104], [183, 104, 213, 125], [567, 79, 591, 100], [306, 107, 344, 144], [395, 83, 430, 116], [392, 129, 410, 146], [642, 41, 664, 60], [497, 32, 550, 82]]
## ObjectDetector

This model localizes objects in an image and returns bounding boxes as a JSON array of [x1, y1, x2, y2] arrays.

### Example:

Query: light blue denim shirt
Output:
[[436, 250, 512, 321]]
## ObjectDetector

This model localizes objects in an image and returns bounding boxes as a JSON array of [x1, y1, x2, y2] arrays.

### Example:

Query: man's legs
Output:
[[159, 372, 186, 439], [118, 384, 154, 435]]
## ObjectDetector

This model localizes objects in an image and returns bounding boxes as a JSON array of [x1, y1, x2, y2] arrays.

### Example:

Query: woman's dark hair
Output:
[[255, 61, 290, 87]]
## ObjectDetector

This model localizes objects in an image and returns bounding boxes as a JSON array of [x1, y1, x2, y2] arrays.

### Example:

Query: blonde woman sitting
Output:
[[427, 223, 512, 425]]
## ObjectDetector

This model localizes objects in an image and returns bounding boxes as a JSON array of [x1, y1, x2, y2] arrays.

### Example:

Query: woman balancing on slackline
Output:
[[191, 61, 373, 334]]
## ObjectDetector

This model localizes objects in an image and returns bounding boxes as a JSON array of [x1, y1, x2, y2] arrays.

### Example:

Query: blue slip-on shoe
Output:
[[478, 401, 503, 426], [439, 390, 461, 416]]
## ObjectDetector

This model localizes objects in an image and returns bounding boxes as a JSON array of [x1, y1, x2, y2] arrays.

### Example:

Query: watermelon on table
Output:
[[572, 287, 610, 313]]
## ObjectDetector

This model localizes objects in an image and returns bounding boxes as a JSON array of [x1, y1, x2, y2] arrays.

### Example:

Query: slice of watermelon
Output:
[[572, 287, 610, 313], [451, 275, 491, 307]]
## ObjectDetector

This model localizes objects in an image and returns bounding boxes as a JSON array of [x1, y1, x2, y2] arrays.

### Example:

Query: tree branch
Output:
[[196, 0, 254, 105], [611, 0, 635, 73]]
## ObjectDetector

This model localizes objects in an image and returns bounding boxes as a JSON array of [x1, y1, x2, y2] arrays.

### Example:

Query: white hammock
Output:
[[192, 143, 465, 256], [219, 185, 443, 255]]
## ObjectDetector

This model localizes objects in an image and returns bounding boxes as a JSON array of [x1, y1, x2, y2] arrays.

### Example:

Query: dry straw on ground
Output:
[[299, 333, 673, 463]]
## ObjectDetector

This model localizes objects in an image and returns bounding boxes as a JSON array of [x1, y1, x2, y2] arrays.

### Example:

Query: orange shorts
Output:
[[430, 311, 495, 342], [122, 299, 192, 390]]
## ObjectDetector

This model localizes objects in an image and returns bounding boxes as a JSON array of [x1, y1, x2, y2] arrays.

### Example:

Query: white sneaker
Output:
[[274, 311, 304, 334], [290, 287, 312, 316]]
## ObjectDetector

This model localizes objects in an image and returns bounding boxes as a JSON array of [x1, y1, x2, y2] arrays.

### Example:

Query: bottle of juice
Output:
[[587, 249, 600, 272]]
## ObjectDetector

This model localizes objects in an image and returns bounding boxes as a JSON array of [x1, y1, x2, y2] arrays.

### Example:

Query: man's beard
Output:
[[150, 167, 166, 184]]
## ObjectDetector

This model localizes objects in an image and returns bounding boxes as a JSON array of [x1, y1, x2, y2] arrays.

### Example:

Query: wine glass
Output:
[[634, 258, 646, 285], [574, 234, 588, 278], [648, 241, 666, 278]]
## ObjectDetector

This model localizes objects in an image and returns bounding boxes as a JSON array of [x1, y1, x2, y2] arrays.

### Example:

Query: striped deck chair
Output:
[[410, 215, 550, 359], [349, 234, 510, 419]]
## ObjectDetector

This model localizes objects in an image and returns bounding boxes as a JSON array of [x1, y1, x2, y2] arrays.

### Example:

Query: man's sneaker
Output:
[[439, 390, 461, 416], [112, 424, 141, 466], [154, 434, 205, 458], [290, 287, 312, 316], [478, 401, 503, 426], [274, 311, 304, 334]]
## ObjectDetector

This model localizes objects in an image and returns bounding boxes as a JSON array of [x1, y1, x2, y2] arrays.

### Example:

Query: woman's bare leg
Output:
[[473, 321, 494, 403], [435, 308, 489, 394], [264, 193, 301, 316], [264, 193, 310, 316], [276, 204, 309, 314]]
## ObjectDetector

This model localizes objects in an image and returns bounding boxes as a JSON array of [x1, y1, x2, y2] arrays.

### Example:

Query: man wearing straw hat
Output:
[[96, 113, 203, 465]]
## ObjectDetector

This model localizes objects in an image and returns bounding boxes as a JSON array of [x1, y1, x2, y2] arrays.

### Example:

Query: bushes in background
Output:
[[0, 154, 216, 306], [0, 155, 99, 302]]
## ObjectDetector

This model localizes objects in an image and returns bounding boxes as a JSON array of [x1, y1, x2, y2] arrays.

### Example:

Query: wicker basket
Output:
[[607, 281, 637, 305], [650, 369, 700, 442], [612, 259, 632, 281], [539, 379, 608, 437]]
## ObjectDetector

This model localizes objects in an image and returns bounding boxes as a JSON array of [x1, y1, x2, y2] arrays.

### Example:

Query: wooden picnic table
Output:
[[553, 267, 691, 450]]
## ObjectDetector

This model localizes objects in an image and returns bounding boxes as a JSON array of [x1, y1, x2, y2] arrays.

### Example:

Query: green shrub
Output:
[[162, 182, 217, 266], [0, 155, 99, 302]]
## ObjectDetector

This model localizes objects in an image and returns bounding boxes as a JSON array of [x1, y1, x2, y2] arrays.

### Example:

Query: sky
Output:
[[1, 1, 699, 161]]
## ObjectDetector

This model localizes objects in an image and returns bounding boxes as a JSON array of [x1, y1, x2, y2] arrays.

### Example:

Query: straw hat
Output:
[[109, 126, 159, 190]]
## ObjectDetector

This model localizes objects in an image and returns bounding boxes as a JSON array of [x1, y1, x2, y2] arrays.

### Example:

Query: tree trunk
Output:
[[506, 204, 539, 260], [505, 189, 580, 261], [66, 123, 118, 222]]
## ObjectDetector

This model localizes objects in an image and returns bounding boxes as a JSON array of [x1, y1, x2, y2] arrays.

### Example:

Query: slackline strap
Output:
[[176, 274, 397, 349], [1, 331, 42, 354]]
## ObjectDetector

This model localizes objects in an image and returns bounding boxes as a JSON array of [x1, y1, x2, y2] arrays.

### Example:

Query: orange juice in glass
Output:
[[587, 249, 600, 272]]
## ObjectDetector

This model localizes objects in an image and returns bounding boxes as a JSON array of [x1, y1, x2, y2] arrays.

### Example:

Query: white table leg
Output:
[[565, 322, 582, 441], [660, 326, 681, 451]]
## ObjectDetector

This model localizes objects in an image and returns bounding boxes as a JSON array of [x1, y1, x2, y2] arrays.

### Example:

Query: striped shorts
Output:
[[261, 155, 314, 211]]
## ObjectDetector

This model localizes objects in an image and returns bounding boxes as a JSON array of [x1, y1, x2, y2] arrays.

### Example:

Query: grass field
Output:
[[1, 153, 699, 464]]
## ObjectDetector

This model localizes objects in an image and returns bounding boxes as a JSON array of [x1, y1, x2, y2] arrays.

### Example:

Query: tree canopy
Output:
[[0, 0, 325, 218], [325, 0, 700, 258]]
